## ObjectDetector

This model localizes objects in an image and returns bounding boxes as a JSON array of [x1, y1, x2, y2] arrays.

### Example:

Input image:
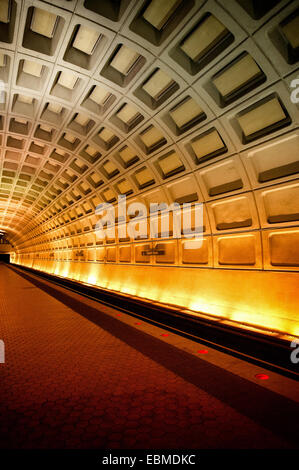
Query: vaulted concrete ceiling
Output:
[[0, 0, 298, 255]]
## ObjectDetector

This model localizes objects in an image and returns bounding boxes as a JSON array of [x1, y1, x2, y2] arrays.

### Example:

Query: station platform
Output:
[[0, 263, 298, 449]]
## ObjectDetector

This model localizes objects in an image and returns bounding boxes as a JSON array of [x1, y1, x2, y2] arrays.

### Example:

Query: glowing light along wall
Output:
[[1, 1, 299, 339], [13, 256, 299, 337]]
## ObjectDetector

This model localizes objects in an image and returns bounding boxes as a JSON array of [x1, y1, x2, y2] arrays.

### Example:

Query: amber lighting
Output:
[[12, 257, 299, 339], [2, 0, 299, 345]]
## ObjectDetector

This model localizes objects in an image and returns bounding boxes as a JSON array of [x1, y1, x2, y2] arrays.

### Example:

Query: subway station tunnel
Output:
[[0, 0, 298, 451]]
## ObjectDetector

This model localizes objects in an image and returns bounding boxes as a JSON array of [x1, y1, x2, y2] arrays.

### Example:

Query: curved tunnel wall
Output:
[[0, 0, 298, 336]]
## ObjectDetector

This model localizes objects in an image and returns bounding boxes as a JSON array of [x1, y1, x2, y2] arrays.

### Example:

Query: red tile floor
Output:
[[0, 263, 298, 449]]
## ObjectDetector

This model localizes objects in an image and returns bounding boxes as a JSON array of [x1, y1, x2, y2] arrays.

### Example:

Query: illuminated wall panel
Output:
[[154, 241, 176, 264], [214, 232, 261, 268], [119, 245, 131, 263], [207, 194, 258, 232], [269, 231, 299, 267], [181, 238, 210, 265]]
